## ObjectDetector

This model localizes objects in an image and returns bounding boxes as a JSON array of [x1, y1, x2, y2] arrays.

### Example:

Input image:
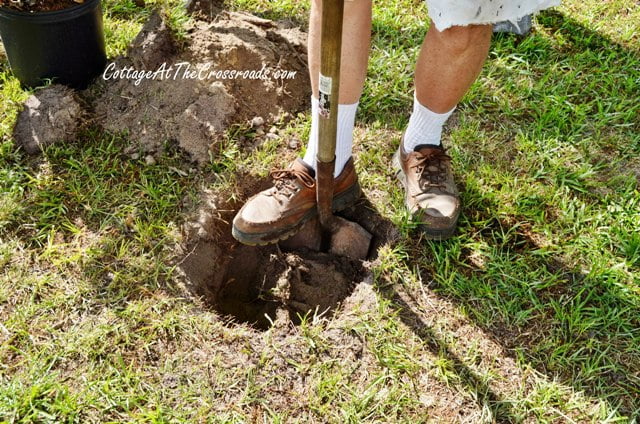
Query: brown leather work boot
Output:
[[392, 141, 461, 239], [232, 158, 360, 245]]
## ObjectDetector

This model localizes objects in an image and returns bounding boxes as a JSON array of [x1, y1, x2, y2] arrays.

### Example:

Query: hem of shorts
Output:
[[430, 1, 560, 31]]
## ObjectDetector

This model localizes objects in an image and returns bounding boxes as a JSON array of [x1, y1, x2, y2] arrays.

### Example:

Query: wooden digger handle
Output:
[[316, 0, 344, 234], [317, 0, 344, 163]]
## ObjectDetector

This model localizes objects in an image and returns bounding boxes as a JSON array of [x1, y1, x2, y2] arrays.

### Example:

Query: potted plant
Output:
[[0, 0, 106, 88]]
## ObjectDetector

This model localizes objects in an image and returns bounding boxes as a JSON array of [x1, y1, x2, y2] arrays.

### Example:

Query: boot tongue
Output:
[[291, 158, 316, 179], [413, 144, 444, 153]]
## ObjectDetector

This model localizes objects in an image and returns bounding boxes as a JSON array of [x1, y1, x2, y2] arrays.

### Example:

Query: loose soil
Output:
[[8, 5, 397, 330], [91, 9, 310, 164], [0, 0, 82, 13]]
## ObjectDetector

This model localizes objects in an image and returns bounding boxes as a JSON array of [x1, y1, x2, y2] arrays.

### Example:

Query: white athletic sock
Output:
[[403, 92, 455, 152], [303, 96, 358, 178], [302, 96, 320, 173]]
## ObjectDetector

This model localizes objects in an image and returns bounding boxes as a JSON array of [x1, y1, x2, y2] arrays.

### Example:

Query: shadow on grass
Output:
[[376, 283, 523, 422], [370, 183, 638, 420], [424, 180, 640, 417], [345, 199, 523, 421], [457, 11, 638, 417]]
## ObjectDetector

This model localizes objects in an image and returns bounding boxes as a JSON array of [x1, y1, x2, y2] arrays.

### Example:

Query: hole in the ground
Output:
[[178, 182, 397, 330], [216, 244, 364, 329]]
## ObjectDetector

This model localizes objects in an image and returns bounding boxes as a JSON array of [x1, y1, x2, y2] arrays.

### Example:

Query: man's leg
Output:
[[303, 0, 372, 176], [405, 22, 492, 149], [414, 22, 492, 114], [232, 0, 372, 245], [395, 22, 492, 239]]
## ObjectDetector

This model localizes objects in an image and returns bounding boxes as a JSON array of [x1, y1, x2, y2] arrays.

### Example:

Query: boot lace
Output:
[[268, 168, 315, 202], [410, 148, 451, 191]]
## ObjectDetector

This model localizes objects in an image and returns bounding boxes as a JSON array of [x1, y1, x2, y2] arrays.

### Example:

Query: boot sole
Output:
[[392, 149, 457, 240], [231, 182, 362, 246]]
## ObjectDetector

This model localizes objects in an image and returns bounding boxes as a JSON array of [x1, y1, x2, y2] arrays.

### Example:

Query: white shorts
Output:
[[426, 0, 561, 31]]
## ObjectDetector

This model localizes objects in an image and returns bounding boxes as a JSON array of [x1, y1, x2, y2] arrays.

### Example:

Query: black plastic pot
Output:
[[0, 0, 106, 88]]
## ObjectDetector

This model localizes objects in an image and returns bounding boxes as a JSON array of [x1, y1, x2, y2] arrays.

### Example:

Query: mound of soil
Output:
[[93, 9, 310, 164]]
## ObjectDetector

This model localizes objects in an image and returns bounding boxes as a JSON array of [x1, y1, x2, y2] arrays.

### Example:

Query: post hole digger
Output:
[[231, 0, 372, 260], [311, 0, 372, 259]]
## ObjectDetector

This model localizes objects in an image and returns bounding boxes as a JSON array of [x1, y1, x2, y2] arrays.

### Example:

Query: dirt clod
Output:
[[329, 216, 373, 260], [250, 116, 265, 128], [279, 216, 372, 260], [279, 218, 322, 252], [13, 85, 84, 154], [127, 10, 177, 70]]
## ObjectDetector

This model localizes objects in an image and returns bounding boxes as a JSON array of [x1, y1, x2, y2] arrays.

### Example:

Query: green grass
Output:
[[1, 0, 640, 422]]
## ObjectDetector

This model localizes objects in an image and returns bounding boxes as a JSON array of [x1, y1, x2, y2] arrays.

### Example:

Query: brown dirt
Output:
[[185, 0, 225, 20], [174, 174, 396, 330], [126, 10, 178, 70], [215, 245, 362, 328], [92, 9, 310, 164], [13, 84, 84, 154], [0, 0, 80, 13]]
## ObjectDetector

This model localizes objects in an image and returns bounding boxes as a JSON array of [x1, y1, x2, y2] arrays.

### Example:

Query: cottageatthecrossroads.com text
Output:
[[102, 62, 299, 86]]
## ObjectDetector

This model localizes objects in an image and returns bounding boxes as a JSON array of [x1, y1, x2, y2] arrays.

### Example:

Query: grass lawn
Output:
[[1, 0, 639, 422]]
